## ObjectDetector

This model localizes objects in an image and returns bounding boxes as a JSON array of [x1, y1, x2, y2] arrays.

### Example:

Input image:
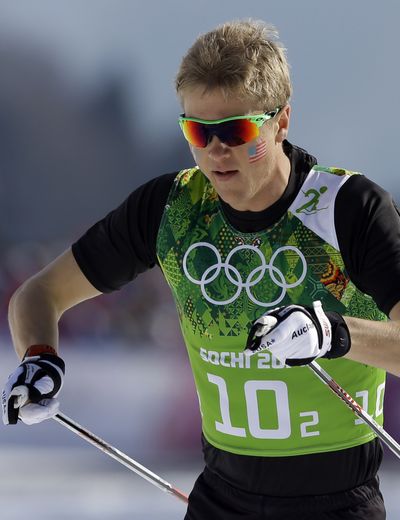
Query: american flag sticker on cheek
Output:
[[248, 138, 267, 163]]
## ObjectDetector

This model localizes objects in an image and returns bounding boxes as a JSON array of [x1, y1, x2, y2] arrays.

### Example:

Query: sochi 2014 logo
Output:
[[183, 242, 307, 307]]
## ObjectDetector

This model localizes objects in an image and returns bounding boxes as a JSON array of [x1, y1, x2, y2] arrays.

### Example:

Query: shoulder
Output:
[[165, 166, 215, 208], [122, 171, 179, 219], [296, 165, 392, 217], [134, 171, 179, 200], [169, 166, 206, 193], [288, 165, 361, 250], [332, 173, 400, 315], [306, 165, 362, 193], [334, 171, 399, 243], [335, 172, 394, 210], [292, 165, 361, 208]]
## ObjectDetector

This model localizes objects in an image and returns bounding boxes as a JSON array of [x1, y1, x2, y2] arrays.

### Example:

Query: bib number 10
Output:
[[206, 374, 385, 440], [207, 373, 319, 440]]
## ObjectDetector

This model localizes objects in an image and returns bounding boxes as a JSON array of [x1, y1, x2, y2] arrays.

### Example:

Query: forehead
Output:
[[182, 86, 262, 120]]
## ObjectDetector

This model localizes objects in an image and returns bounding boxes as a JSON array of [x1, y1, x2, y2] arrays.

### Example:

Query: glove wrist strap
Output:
[[23, 344, 58, 359], [324, 312, 351, 359]]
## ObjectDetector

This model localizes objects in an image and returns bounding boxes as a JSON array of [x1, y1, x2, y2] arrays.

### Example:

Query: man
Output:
[[3, 19, 400, 519]]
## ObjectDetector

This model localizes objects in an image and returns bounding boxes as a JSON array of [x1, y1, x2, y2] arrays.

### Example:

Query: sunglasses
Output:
[[178, 108, 281, 148]]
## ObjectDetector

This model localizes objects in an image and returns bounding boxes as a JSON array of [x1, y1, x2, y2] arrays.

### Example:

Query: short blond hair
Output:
[[175, 19, 292, 111]]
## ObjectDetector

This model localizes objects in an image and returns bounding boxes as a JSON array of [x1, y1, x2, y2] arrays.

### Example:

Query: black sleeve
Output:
[[71, 172, 177, 293], [335, 174, 400, 316]]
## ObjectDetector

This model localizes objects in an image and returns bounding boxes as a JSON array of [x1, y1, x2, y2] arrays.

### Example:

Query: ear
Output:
[[275, 105, 291, 144], [277, 127, 288, 142]]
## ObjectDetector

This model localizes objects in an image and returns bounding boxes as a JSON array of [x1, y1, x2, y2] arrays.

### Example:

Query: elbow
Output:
[[8, 276, 61, 325], [8, 282, 26, 325]]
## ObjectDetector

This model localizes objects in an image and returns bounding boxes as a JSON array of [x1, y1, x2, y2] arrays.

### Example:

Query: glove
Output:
[[2, 348, 65, 425], [245, 301, 351, 366]]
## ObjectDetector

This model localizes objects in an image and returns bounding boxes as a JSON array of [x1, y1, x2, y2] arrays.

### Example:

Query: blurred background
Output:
[[1, 0, 400, 518]]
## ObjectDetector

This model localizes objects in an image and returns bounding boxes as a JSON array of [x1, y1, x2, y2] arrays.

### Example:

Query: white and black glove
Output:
[[2, 349, 65, 425], [245, 301, 351, 366]]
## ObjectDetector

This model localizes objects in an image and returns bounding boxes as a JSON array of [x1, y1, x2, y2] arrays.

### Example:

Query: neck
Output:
[[232, 147, 291, 212], [257, 153, 291, 211]]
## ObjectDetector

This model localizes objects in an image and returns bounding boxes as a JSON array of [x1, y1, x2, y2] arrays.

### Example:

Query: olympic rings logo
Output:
[[182, 242, 307, 307]]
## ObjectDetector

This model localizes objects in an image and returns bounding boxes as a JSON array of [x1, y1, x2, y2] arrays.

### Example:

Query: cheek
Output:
[[247, 137, 267, 164], [190, 145, 202, 165]]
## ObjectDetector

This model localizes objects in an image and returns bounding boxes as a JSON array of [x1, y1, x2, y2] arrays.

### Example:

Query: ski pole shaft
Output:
[[52, 412, 189, 504], [309, 361, 400, 459]]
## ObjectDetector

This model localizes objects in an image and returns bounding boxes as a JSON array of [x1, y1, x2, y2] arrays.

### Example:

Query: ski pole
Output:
[[309, 361, 400, 459], [52, 412, 189, 504]]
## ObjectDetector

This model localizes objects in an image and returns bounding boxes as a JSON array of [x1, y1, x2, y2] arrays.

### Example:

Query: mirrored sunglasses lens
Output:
[[182, 118, 259, 148], [217, 119, 259, 147], [182, 120, 207, 147]]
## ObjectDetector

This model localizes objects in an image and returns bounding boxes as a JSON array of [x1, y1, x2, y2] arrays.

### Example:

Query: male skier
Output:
[[3, 19, 400, 519]]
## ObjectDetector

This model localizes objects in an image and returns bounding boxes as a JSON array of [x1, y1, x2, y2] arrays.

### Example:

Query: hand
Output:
[[2, 353, 65, 425], [245, 301, 351, 366]]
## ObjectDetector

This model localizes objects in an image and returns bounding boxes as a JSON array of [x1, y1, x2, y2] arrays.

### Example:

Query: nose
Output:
[[207, 135, 231, 160]]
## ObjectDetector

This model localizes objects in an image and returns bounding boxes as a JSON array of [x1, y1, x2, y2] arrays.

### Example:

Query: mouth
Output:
[[212, 169, 239, 179]]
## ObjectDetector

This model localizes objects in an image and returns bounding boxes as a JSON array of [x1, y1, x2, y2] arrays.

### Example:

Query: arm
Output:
[[3, 248, 101, 424], [344, 301, 400, 377], [4, 173, 176, 425], [332, 175, 400, 377], [9, 247, 101, 359], [9, 173, 178, 356]]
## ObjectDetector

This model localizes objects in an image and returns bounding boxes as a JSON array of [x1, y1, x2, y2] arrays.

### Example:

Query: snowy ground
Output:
[[0, 447, 398, 519], [0, 447, 192, 519]]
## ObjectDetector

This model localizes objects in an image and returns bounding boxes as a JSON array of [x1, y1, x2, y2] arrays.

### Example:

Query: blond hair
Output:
[[175, 19, 292, 111]]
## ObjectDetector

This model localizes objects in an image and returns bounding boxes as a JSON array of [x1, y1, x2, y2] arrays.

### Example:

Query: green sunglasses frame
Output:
[[178, 107, 281, 128], [178, 107, 282, 147]]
